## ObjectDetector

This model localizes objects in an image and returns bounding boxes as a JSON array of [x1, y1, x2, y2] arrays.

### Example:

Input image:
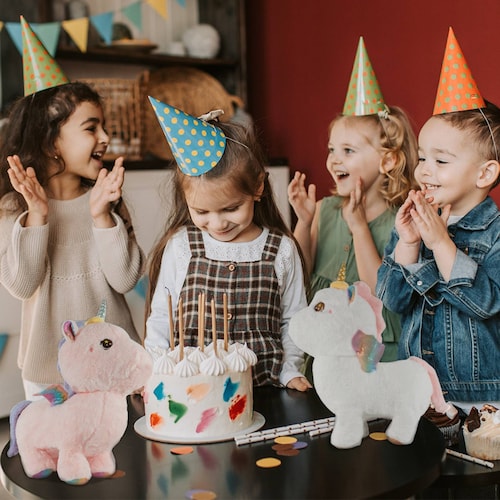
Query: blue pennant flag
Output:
[[90, 11, 114, 45]]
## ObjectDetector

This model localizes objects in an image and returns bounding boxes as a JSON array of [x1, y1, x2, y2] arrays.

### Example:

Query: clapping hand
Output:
[[7, 155, 48, 225]]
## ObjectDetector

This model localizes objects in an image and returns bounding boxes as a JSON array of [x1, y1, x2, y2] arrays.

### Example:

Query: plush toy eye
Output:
[[314, 302, 325, 312], [100, 338, 113, 350]]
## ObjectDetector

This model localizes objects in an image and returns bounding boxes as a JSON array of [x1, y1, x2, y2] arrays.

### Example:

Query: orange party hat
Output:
[[433, 27, 485, 115], [21, 16, 69, 96], [343, 37, 387, 116]]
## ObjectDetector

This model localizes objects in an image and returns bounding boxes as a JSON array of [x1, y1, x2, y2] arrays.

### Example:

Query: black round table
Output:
[[2, 387, 446, 499], [435, 430, 500, 488]]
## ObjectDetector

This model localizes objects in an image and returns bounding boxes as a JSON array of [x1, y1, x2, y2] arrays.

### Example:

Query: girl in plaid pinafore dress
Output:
[[179, 225, 284, 386], [145, 119, 312, 392]]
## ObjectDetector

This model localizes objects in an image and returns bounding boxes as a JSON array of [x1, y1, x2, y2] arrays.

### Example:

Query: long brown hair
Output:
[[145, 120, 305, 320]]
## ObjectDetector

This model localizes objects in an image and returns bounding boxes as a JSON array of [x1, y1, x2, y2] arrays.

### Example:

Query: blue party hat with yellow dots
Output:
[[148, 96, 227, 176]]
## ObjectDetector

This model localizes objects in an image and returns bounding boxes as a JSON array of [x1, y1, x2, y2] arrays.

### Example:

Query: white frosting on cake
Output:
[[144, 341, 256, 439], [154, 352, 175, 374], [200, 352, 227, 376]]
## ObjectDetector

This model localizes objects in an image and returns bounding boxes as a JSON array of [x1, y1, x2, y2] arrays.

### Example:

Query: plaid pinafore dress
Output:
[[174, 226, 283, 386]]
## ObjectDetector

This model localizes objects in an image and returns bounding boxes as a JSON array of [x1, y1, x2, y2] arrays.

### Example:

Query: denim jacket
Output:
[[376, 197, 500, 402]]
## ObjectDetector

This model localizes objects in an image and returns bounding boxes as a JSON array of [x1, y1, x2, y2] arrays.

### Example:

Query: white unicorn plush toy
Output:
[[289, 281, 457, 449]]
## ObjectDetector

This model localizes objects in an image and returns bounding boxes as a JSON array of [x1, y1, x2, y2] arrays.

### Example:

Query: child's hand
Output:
[[7, 155, 48, 225], [343, 177, 368, 233], [286, 376, 313, 392], [395, 190, 422, 245], [90, 157, 125, 227], [409, 190, 451, 251], [288, 171, 316, 226]]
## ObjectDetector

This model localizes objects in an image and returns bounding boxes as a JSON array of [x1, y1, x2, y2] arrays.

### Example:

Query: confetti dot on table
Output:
[[274, 436, 297, 445], [276, 448, 300, 457], [171, 446, 194, 455], [292, 441, 308, 450], [110, 469, 126, 479], [256, 457, 282, 468], [185, 489, 217, 500], [272, 443, 293, 451], [369, 432, 388, 441]]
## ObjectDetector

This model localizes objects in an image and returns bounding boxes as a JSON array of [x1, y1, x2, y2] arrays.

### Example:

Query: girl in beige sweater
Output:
[[0, 82, 144, 399]]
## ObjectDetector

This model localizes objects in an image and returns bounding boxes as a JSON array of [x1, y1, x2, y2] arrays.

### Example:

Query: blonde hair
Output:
[[328, 106, 419, 207]]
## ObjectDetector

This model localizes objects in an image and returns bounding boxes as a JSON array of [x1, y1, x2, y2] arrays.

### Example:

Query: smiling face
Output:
[[416, 116, 489, 215], [183, 175, 262, 243], [53, 101, 109, 184], [326, 117, 385, 197]]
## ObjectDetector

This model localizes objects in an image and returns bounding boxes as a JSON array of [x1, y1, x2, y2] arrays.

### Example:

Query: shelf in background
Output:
[[56, 47, 238, 69]]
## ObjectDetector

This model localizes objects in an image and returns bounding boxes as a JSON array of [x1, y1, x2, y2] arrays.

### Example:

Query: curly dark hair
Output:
[[0, 82, 103, 212]]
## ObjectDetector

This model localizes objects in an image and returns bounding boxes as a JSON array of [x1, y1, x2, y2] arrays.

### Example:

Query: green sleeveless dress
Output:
[[307, 196, 401, 368]]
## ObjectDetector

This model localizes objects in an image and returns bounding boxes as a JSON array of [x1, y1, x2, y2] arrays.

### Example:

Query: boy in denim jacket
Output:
[[376, 28, 500, 408]]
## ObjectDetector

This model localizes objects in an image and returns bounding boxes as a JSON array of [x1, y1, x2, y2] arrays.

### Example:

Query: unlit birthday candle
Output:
[[211, 298, 217, 356], [223, 292, 228, 351], [234, 417, 336, 446], [178, 296, 184, 360], [167, 291, 174, 350], [199, 292, 205, 351], [446, 449, 494, 468]]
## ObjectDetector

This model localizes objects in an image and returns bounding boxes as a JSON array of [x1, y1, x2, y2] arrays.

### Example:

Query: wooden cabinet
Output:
[[59, 0, 247, 165], [56, 0, 246, 103], [0, 0, 246, 111]]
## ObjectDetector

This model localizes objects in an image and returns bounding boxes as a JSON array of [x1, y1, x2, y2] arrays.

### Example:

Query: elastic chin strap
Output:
[[479, 107, 499, 162]]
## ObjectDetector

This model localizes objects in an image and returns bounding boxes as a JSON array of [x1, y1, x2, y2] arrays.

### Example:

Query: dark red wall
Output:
[[246, 0, 500, 206]]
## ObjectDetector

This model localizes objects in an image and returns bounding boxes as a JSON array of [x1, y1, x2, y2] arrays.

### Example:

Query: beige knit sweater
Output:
[[0, 191, 144, 384]]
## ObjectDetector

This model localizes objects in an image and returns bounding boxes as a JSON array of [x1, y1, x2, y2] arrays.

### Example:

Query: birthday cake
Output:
[[463, 404, 500, 460], [144, 340, 257, 440]]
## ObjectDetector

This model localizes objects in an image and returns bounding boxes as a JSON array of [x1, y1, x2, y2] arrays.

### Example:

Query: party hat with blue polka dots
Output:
[[148, 96, 226, 176], [20, 16, 69, 96], [343, 36, 387, 116], [433, 27, 485, 115]]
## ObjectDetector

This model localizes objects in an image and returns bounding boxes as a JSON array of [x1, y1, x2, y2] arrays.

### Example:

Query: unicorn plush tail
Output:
[[410, 357, 458, 419], [7, 400, 31, 457]]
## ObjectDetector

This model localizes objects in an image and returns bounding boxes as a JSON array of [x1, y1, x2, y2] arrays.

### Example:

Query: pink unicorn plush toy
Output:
[[8, 303, 153, 485]]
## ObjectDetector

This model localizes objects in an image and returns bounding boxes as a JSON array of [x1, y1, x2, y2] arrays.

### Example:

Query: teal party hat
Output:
[[148, 96, 226, 176]]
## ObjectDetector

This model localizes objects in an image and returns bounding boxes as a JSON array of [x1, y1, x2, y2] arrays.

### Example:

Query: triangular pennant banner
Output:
[[6, 22, 62, 58], [0, 21, 4, 32], [5, 22, 23, 56], [90, 11, 114, 45], [32, 22, 61, 57], [176, 0, 186, 6], [61, 17, 89, 52], [122, 1, 143, 31], [147, 0, 168, 19]]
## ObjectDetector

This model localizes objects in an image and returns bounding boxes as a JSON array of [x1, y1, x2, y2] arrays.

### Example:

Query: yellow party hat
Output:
[[21, 16, 69, 96], [343, 37, 387, 116], [433, 27, 485, 115]]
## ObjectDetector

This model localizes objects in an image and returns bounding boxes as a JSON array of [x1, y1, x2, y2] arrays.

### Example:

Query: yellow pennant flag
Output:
[[0, 21, 4, 32], [147, 0, 168, 19], [61, 17, 89, 52]]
